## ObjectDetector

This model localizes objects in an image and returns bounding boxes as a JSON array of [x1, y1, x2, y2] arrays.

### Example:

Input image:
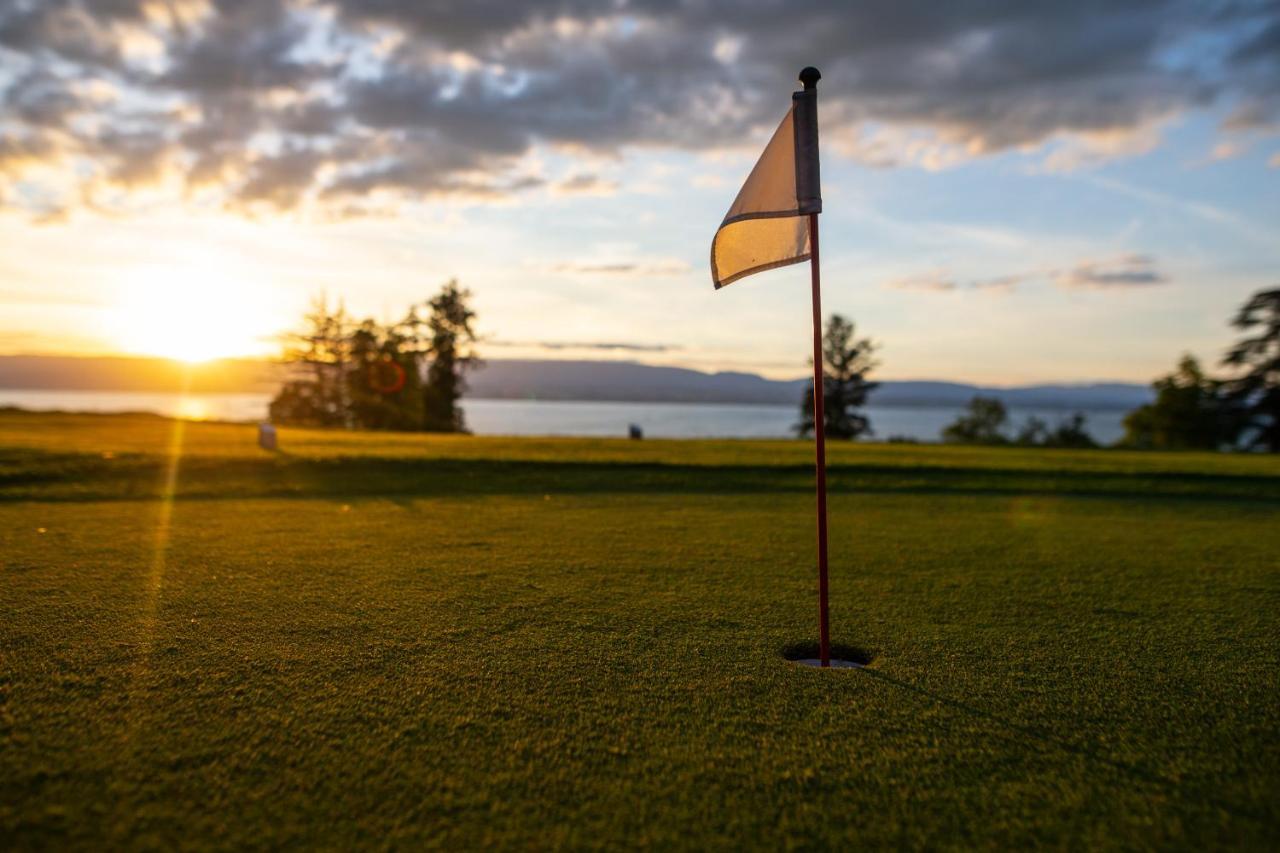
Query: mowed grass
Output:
[[1, 411, 1278, 848]]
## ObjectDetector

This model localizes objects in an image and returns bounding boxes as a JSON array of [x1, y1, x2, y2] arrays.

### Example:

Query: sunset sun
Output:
[[110, 266, 280, 363]]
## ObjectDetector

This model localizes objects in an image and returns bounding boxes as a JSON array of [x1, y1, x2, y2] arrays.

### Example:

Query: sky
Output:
[[0, 0, 1278, 384]]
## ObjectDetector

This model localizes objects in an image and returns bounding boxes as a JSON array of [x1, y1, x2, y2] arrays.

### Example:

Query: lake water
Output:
[[0, 389, 1130, 444]]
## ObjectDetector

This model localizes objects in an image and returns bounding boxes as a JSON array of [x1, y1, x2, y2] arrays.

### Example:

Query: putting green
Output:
[[2, 412, 1277, 847]]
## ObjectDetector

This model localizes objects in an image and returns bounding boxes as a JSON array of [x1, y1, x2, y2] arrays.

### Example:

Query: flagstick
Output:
[[808, 210, 830, 668]]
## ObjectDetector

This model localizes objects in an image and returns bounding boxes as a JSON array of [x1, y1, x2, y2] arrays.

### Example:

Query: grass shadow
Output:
[[3, 450, 1280, 503], [858, 666, 1269, 825]]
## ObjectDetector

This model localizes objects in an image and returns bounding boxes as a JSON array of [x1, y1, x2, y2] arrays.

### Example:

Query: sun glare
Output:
[[111, 265, 280, 363], [175, 396, 210, 420]]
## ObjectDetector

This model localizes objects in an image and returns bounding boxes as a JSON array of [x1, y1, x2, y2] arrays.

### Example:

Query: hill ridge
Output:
[[0, 354, 1152, 409]]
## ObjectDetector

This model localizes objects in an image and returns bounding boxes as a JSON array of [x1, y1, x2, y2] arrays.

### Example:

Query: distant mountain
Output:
[[466, 359, 800, 404], [0, 354, 1153, 410], [867, 380, 1154, 411], [468, 360, 1152, 410]]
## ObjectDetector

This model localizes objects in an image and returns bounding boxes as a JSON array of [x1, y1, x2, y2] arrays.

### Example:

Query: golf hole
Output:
[[781, 641, 875, 670]]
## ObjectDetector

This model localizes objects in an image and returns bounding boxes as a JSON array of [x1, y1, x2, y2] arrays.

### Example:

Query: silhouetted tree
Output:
[[1013, 412, 1097, 448], [797, 314, 878, 439], [1014, 416, 1049, 446], [421, 280, 479, 433], [345, 318, 425, 431], [270, 296, 350, 427], [1221, 287, 1280, 452], [1044, 413, 1098, 448], [942, 397, 1009, 445], [270, 282, 480, 433], [1120, 355, 1236, 450]]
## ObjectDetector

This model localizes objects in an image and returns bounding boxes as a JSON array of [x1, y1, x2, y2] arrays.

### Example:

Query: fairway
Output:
[[2, 412, 1279, 848]]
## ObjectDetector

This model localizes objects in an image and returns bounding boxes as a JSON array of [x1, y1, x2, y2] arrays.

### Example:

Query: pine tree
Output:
[[421, 280, 480, 433], [269, 296, 350, 427], [1120, 356, 1234, 450], [942, 397, 1009, 445], [797, 315, 878, 439], [1222, 287, 1280, 452], [345, 319, 425, 431]]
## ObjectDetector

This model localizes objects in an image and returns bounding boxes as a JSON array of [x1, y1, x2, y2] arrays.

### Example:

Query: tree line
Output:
[[801, 287, 1280, 452], [270, 280, 479, 432], [794, 316, 1099, 447], [1118, 287, 1280, 451], [269, 280, 1277, 452]]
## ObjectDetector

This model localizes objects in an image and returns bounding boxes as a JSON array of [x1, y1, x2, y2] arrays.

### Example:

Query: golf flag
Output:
[[712, 68, 838, 667], [710, 83, 821, 289]]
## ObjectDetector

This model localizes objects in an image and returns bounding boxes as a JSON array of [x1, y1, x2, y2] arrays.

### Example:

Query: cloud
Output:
[[885, 271, 957, 292], [488, 340, 679, 353], [886, 256, 1166, 294], [234, 147, 331, 210], [885, 270, 1034, 293], [970, 274, 1034, 293], [0, 134, 59, 171], [1222, 14, 1280, 131], [1, 0, 1278, 217], [1054, 254, 1167, 289], [1038, 123, 1164, 173], [552, 173, 618, 196], [1209, 140, 1244, 162], [548, 260, 691, 276]]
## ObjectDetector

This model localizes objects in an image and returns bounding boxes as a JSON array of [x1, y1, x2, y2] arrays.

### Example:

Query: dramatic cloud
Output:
[[1, 0, 1277, 218]]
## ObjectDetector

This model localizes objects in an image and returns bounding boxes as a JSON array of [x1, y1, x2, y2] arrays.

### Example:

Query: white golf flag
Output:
[[710, 87, 821, 289]]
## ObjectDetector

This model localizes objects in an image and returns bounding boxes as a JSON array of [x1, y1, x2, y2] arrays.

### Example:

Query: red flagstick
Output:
[[808, 210, 830, 668]]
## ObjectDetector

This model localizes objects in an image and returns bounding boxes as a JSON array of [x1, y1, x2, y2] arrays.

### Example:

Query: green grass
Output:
[[2, 411, 1278, 848]]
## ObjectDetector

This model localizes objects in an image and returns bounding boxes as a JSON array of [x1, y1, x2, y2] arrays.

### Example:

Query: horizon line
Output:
[[0, 350, 1159, 389]]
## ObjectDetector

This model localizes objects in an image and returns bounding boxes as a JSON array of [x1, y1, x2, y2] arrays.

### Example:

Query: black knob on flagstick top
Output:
[[799, 66, 821, 90]]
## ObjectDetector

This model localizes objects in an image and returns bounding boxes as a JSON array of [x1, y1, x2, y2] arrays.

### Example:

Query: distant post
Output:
[[258, 422, 278, 451]]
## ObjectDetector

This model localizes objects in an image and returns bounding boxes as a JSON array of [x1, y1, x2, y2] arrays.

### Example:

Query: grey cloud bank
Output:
[[0, 0, 1277, 218]]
